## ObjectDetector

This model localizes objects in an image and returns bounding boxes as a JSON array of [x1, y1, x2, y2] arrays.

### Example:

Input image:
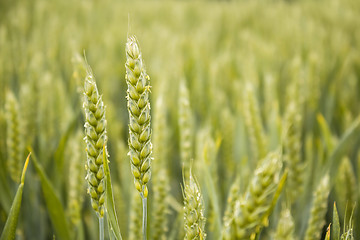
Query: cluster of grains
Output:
[[304, 175, 330, 240], [222, 178, 240, 239], [243, 83, 267, 162], [283, 99, 305, 204], [151, 96, 170, 240], [129, 189, 143, 240], [178, 79, 193, 179], [125, 36, 152, 198], [274, 208, 295, 240], [83, 65, 107, 217], [234, 152, 282, 239], [5, 90, 24, 183], [335, 157, 357, 221], [183, 172, 206, 240], [67, 131, 85, 226]]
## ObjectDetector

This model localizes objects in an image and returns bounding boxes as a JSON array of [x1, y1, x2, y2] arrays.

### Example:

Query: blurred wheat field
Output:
[[1, 0, 360, 239]]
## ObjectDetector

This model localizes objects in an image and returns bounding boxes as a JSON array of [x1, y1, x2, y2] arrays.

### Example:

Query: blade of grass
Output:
[[0, 153, 30, 240], [332, 202, 340, 240], [103, 145, 122, 240], [29, 148, 71, 240]]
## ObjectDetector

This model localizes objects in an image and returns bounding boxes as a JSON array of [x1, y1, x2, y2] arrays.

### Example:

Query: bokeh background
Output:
[[1, 0, 360, 239]]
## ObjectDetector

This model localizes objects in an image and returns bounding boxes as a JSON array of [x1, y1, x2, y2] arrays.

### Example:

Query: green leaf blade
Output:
[[0, 153, 31, 240]]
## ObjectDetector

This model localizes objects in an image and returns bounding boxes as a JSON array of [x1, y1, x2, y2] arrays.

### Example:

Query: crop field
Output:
[[1, 0, 360, 239]]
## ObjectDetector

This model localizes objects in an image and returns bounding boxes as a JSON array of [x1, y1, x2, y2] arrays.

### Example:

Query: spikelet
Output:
[[83, 64, 107, 217], [125, 36, 152, 198], [67, 131, 85, 226], [304, 175, 330, 240], [222, 178, 240, 240], [179, 79, 193, 180], [274, 208, 295, 240], [234, 152, 282, 239], [335, 157, 357, 222], [5, 90, 24, 183], [183, 171, 206, 240], [283, 99, 305, 204], [129, 188, 143, 240], [151, 96, 170, 240], [243, 83, 266, 162]]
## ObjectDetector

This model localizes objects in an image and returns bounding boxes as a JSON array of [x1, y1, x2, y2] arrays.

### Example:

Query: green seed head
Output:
[[125, 35, 152, 198], [83, 64, 107, 217]]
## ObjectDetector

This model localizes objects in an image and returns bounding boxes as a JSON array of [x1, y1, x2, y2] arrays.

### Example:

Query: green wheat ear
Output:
[[304, 174, 330, 240], [5, 90, 24, 183], [83, 63, 107, 218], [234, 152, 282, 240], [183, 170, 206, 240], [125, 35, 152, 198]]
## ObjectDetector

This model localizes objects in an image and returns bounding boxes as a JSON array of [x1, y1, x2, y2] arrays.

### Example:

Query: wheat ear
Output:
[[83, 63, 107, 223], [5, 90, 23, 183], [274, 208, 295, 240], [234, 152, 282, 239], [304, 175, 330, 240], [125, 35, 152, 240], [183, 171, 206, 240]]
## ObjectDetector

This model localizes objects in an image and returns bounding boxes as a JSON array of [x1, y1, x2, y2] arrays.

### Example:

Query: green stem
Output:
[[142, 195, 147, 240], [99, 217, 104, 240]]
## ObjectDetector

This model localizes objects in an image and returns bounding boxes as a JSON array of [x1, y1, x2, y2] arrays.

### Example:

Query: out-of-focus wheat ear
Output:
[[183, 170, 206, 240], [243, 83, 267, 163], [67, 130, 86, 226], [234, 152, 282, 239], [335, 157, 357, 220], [151, 95, 170, 240], [178, 79, 193, 180], [82, 63, 107, 218], [304, 175, 330, 240], [274, 208, 295, 240], [125, 36, 152, 198], [5, 90, 24, 183], [283, 99, 305, 204], [221, 177, 240, 240], [129, 188, 143, 240]]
